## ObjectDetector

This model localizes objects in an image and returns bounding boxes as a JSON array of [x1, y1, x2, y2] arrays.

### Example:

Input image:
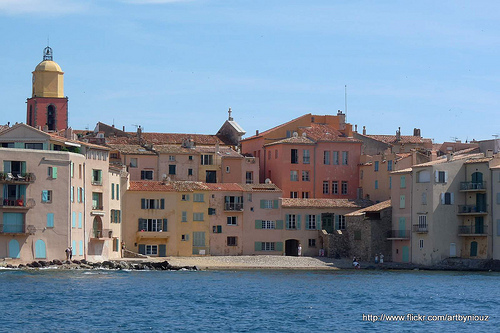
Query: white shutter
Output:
[[444, 171, 448, 183], [450, 193, 454, 204], [435, 171, 439, 182], [440, 193, 445, 204]]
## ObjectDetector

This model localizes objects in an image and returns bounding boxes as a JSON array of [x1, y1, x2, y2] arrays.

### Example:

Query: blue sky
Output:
[[1, 0, 499, 143]]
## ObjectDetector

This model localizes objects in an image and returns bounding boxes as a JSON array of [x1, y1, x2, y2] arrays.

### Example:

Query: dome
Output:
[[35, 60, 62, 72]]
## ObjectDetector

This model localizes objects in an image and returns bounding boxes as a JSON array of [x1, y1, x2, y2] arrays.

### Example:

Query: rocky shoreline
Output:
[[0, 259, 198, 271]]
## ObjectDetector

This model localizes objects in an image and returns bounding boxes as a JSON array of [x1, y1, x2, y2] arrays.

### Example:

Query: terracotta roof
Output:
[[464, 157, 492, 164], [281, 198, 373, 209], [366, 134, 432, 145], [153, 145, 197, 154], [129, 181, 209, 192], [240, 183, 281, 192], [390, 167, 412, 174], [194, 146, 242, 157], [204, 183, 244, 191], [242, 114, 312, 141], [264, 136, 315, 146], [302, 124, 360, 143], [48, 133, 110, 151], [106, 144, 156, 155], [0, 125, 9, 133], [106, 137, 142, 145], [346, 200, 391, 216], [396, 153, 412, 160], [131, 132, 224, 145]]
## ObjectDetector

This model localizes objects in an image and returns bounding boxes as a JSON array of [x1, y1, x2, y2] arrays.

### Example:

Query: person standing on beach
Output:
[[69, 247, 73, 261], [65, 247, 71, 261], [297, 243, 302, 256]]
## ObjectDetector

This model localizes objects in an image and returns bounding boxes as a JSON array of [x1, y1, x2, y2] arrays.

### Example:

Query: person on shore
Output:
[[65, 247, 71, 261], [297, 243, 302, 256], [69, 247, 73, 261], [353, 257, 360, 269]]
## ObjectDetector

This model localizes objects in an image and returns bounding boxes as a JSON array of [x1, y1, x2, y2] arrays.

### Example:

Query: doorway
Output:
[[285, 239, 299, 256]]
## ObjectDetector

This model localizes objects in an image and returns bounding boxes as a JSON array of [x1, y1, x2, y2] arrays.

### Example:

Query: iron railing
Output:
[[387, 230, 411, 239]]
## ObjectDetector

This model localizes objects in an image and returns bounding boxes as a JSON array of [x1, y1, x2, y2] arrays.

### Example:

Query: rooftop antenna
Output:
[[493, 134, 499, 139], [344, 85, 347, 121]]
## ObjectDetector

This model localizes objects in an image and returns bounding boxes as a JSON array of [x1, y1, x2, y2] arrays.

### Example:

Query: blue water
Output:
[[0, 269, 498, 332]]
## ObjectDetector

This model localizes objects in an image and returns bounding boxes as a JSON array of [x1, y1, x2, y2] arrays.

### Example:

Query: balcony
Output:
[[412, 224, 429, 233], [0, 223, 28, 234], [136, 230, 170, 240], [458, 225, 488, 236], [387, 229, 410, 240], [90, 228, 112, 240], [1, 198, 35, 209], [460, 181, 486, 192], [224, 203, 244, 211], [457, 205, 487, 216], [0, 172, 36, 183], [92, 204, 104, 211]]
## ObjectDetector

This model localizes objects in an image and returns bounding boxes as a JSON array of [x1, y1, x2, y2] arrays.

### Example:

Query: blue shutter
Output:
[[138, 218, 147, 231], [335, 215, 339, 230], [254, 242, 261, 251], [35, 240, 46, 259], [4, 161, 11, 173], [163, 219, 168, 231], [42, 190, 48, 202], [141, 198, 146, 209], [78, 212, 82, 228], [72, 240, 76, 255], [79, 240, 83, 255], [275, 242, 283, 252], [305, 215, 310, 230], [72, 212, 76, 228], [255, 220, 262, 229], [21, 162, 26, 175], [47, 213, 54, 227], [138, 244, 146, 255], [161, 199, 165, 209], [77, 188, 80, 202], [276, 220, 283, 229], [285, 214, 290, 229], [19, 185, 26, 199], [297, 215, 301, 230], [316, 215, 322, 230], [159, 244, 167, 257], [70, 186, 74, 202]]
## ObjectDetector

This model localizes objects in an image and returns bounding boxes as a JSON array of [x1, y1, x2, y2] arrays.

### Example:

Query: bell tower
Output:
[[27, 46, 68, 131]]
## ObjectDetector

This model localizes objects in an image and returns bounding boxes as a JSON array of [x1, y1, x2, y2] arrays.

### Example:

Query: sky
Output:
[[1, 0, 499, 143]]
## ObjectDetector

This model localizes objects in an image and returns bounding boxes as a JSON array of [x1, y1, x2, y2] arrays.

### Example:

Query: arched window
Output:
[[47, 105, 56, 131]]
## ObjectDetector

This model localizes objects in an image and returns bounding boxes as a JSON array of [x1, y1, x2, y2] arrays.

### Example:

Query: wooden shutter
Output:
[[440, 193, 445, 204], [47, 213, 54, 227], [4, 161, 11, 173], [335, 215, 339, 230], [78, 212, 82, 228], [111, 184, 115, 199], [254, 242, 261, 251], [52, 167, 58, 179], [21, 161, 26, 175], [285, 214, 290, 229], [72, 212, 76, 228], [297, 215, 301, 230], [316, 215, 322, 230], [70, 187, 74, 202], [159, 244, 167, 257], [450, 193, 454, 205], [273, 200, 279, 209], [255, 220, 262, 229], [435, 171, 439, 182], [141, 198, 146, 209], [42, 190, 48, 202], [138, 218, 146, 231], [260, 200, 265, 209], [161, 199, 165, 209], [138, 244, 146, 255], [217, 225, 222, 233], [116, 184, 119, 200], [275, 242, 283, 252], [163, 219, 168, 231], [276, 220, 283, 230]]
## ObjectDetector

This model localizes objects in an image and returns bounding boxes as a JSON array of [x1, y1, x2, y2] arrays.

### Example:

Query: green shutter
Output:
[[276, 220, 283, 230], [297, 215, 301, 230], [42, 190, 48, 202], [285, 214, 290, 229], [255, 242, 262, 251], [161, 199, 165, 209], [316, 215, 322, 230], [260, 200, 265, 209], [141, 198, 146, 209], [255, 220, 262, 229], [163, 219, 168, 231], [47, 213, 54, 227], [138, 244, 146, 255], [20, 185, 26, 199], [111, 184, 115, 199], [273, 200, 279, 209], [21, 162, 26, 175], [275, 242, 283, 252], [4, 161, 11, 173], [52, 167, 58, 179], [217, 225, 222, 233], [116, 184, 119, 200], [335, 215, 339, 230]]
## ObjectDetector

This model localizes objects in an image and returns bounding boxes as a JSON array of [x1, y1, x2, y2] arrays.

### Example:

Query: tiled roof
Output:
[[390, 167, 412, 174], [302, 124, 360, 143], [240, 183, 281, 192], [281, 198, 373, 209], [346, 200, 391, 216], [48, 133, 110, 151], [396, 153, 412, 160], [242, 114, 312, 141], [153, 145, 197, 154], [204, 183, 244, 191], [129, 181, 209, 192], [131, 132, 224, 145], [106, 144, 156, 155], [264, 136, 315, 146], [106, 137, 142, 145], [464, 157, 492, 164], [366, 134, 432, 145], [194, 146, 242, 157]]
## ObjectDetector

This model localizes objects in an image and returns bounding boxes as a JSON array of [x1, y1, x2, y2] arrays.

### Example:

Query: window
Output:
[[224, 196, 243, 210], [323, 181, 329, 194], [188, 169, 193, 176], [169, 165, 176, 175], [302, 171, 310, 181], [201, 155, 214, 165], [48, 166, 58, 179], [332, 181, 338, 194], [375, 180, 378, 189], [342, 151, 348, 165], [422, 192, 427, 205], [323, 151, 330, 165], [193, 193, 204, 202], [418, 215, 427, 230], [247, 193, 252, 202], [303, 149, 310, 164], [141, 170, 154, 180], [400, 195, 405, 209], [169, 155, 175, 161], [246, 171, 253, 184], [302, 192, 309, 199], [436, 171, 447, 183], [92, 169, 102, 184], [181, 194, 190, 201], [42, 190, 52, 203], [261, 242, 275, 251], [374, 161, 379, 172], [227, 237, 237, 246], [226, 166, 230, 173], [261, 200, 275, 209], [110, 210, 121, 223], [92, 192, 103, 210], [419, 239, 424, 249], [138, 218, 167, 232], [291, 149, 298, 164], [130, 158, 138, 168], [308, 239, 316, 247], [275, 150, 278, 159], [111, 184, 115, 200], [290, 170, 298, 181], [25, 143, 43, 149], [188, 155, 193, 161], [262, 220, 275, 229], [181, 234, 189, 241], [338, 215, 346, 230], [387, 160, 393, 171], [213, 225, 222, 233], [306, 215, 316, 230], [286, 130, 291, 138], [286, 214, 297, 229], [141, 198, 165, 209], [208, 208, 216, 215], [341, 181, 348, 195], [47, 213, 54, 228], [146, 245, 158, 255], [290, 191, 298, 198], [227, 216, 237, 225], [181, 211, 187, 222], [417, 170, 431, 183], [400, 175, 406, 188], [441, 192, 454, 205], [193, 212, 204, 221], [333, 151, 339, 165]]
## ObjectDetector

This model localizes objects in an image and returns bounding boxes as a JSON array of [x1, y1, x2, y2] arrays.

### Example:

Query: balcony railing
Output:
[[0, 172, 35, 183], [1, 198, 35, 208], [387, 229, 410, 239], [412, 224, 429, 233], [0, 223, 26, 234], [224, 203, 244, 211], [91, 180, 103, 186], [90, 228, 112, 239], [460, 181, 486, 191], [458, 225, 488, 236], [457, 205, 487, 215], [92, 204, 104, 210]]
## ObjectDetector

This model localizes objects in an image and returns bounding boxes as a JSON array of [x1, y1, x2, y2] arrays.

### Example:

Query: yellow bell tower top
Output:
[[32, 46, 64, 98]]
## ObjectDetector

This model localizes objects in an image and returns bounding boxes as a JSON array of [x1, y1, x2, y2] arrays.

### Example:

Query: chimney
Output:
[[137, 126, 142, 139], [354, 124, 358, 133], [337, 110, 346, 130], [413, 128, 421, 137], [486, 149, 493, 158], [122, 126, 125, 132], [362, 126, 366, 135], [256, 130, 259, 136], [215, 142, 220, 154], [396, 127, 401, 142], [43, 124, 49, 132]]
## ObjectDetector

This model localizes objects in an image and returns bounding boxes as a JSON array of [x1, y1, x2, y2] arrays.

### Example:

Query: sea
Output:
[[0, 268, 497, 332]]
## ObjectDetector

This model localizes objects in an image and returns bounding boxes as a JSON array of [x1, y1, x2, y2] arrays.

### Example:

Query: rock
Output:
[[72, 260, 81, 265], [52, 259, 63, 265], [18, 264, 25, 268], [6, 264, 14, 268], [102, 261, 116, 269], [79, 264, 92, 269], [80, 259, 88, 265], [38, 261, 49, 267]]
